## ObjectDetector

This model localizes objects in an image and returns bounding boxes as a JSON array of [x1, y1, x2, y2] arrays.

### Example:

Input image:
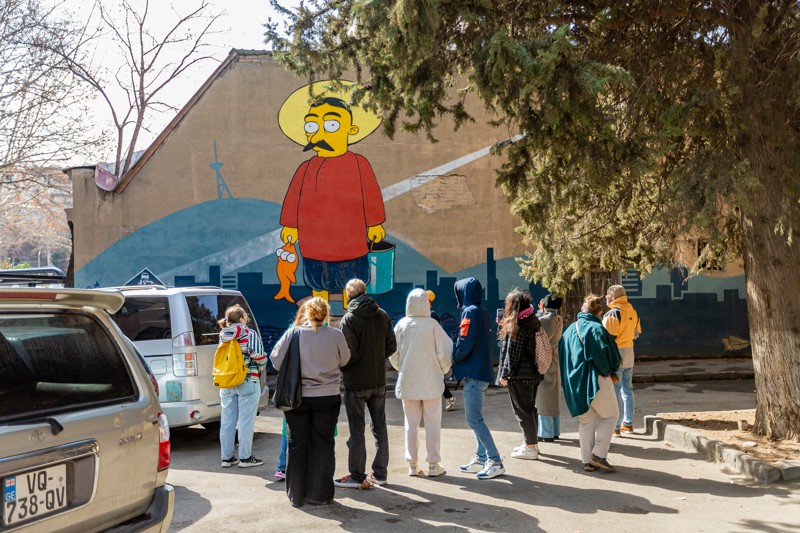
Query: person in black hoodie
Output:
[[334, 279, 397, 488], [497, 289, 546, 460]]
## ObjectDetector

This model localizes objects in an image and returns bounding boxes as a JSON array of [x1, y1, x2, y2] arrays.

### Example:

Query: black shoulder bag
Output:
[[273, 328, 303, 411]]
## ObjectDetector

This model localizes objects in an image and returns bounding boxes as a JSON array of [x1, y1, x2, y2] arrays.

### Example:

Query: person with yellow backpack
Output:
[[216, 304, 267, 468]]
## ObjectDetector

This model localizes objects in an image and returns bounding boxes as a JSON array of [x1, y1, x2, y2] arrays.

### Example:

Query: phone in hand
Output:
[[496, 308, 504, 323]]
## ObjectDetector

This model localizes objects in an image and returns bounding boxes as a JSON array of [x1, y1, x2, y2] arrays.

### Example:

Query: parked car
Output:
[[0, 288, 174, 532], [0, 267, 65, 288], [107, 286, 270, 429]]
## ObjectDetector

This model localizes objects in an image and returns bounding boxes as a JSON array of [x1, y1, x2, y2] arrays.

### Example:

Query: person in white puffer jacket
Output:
[[390, 288, 454, 478]]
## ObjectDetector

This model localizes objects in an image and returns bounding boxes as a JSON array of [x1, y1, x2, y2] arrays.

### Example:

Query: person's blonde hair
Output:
[[218, 304, 249, 328], [304, 297, 329, 331], [345, 279, 367, 299], [293, 301, 308, 326], [581, 294, 604, 316]]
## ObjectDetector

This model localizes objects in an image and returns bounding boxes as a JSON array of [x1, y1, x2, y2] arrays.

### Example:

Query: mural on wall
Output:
[[277, 81, 389, 305], [73, 71, 751, 358]]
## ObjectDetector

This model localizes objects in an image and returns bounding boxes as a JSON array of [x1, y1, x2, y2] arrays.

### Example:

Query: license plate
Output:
[[3, 464, 67, 526]]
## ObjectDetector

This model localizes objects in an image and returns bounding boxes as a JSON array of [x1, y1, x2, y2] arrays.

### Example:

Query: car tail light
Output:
[[0, 292, 57, 299], [172, 331, 196, 348], [157, 412, 171, 471], [172, 352, 198, 376], [171, 331, 198, 376]]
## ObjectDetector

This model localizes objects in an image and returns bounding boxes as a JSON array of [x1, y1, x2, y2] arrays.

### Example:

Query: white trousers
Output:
[[578, 376, 619, 464], [402, 398, 443, 464]]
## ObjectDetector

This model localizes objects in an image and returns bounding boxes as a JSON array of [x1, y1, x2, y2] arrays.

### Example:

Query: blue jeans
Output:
[[614, 367, 635, 428], [538, 415, 561, 439], [462, 378, 500, 462], [277, 435, 288, 471], [220, 380, 260, 460]]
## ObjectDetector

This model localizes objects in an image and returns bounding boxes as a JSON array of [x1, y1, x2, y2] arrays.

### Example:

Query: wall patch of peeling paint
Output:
[[412, 175, 477, 213]]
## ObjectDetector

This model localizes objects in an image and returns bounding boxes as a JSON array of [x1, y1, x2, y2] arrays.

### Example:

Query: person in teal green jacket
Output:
[[559, 294, 621, 473]]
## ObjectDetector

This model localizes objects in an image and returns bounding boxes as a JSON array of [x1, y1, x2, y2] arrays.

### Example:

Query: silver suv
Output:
[[0, 288, 173, 532], [109, 286, 270, 429]]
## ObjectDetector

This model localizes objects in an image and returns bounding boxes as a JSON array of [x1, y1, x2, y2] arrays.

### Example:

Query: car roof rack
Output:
[[0, 267, 66, 287]]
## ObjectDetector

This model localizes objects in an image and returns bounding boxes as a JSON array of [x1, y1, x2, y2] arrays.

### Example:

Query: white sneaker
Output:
[[428, 463, 447, 477], [476, 459, 505, 479], [459, 456, 484, 473], [445, 397, 456, 411], [511, 445, 539, 460], [408, 462, 426, 477]]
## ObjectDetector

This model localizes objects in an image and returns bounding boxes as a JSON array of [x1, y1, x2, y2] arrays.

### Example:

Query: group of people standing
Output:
[[215, 277, 640, 508]]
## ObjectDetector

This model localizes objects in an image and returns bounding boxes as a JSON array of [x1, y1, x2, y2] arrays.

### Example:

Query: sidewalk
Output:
[[631, 356, 754, 383], [168, 373, 800, 532], [380, 356, 755, 390]]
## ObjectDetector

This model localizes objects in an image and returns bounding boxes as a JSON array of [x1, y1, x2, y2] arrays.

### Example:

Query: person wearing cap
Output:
[[602, 285, 642, 435], [536, 294, 564, 442], [427, 290, 456, 411]]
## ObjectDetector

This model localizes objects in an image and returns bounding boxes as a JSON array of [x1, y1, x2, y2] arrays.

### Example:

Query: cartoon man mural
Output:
[[278, 82, 386, 305]]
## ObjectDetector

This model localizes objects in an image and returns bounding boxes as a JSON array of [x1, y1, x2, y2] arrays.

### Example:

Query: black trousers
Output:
[[284, 394, 341, 507], [343, 388, 389, 482], [508, 380, 540, 445]]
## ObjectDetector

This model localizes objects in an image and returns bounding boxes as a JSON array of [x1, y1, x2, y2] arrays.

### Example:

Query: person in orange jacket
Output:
[[602, 285, 642, 436]]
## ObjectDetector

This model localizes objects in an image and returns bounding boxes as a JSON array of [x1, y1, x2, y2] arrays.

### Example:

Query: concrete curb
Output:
[[643, 415, 799, 484], [634, 371, 754, 383]]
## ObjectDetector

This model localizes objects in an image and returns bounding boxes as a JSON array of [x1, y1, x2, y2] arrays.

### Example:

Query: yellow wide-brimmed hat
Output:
[[278, 80, 382, 147]]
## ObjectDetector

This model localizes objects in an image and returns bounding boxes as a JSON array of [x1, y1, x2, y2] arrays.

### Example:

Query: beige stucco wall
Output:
[[68, 52, 527, 273]]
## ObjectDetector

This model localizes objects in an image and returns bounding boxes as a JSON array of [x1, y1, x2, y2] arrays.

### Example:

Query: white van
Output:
[[109, 286, 270, 429]]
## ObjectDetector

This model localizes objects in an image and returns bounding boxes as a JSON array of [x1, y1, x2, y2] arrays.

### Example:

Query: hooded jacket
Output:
[[602, 295, 641, 349], [559, 312, 621, 417], [340, 293, 397, 391], [452, 278, 494, 383], [390, 289, 453, 400]]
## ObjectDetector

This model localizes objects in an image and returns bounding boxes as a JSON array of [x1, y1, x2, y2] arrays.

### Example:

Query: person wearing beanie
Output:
[[536, 294, 564, 442], [602, 285, 642, 436]]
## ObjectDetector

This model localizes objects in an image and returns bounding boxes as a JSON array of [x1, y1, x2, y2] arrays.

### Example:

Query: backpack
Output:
[[534, 329, 553, 375], [213, 339, 248, 388]]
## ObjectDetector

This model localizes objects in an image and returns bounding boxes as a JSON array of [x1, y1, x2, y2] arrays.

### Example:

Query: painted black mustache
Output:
[[303, 139, 334, 152]]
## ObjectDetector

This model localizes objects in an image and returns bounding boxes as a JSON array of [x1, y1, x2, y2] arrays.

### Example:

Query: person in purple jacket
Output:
[[453, 277, 505, 480]]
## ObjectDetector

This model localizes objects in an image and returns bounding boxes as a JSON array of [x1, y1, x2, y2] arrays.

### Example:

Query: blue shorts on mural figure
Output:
[[303, 255, 369, 293]]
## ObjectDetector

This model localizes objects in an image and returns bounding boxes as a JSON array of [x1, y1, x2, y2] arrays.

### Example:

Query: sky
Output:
[[58, 0, 298, 164]]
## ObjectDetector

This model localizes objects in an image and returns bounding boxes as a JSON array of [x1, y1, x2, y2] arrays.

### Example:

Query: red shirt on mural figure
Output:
[[280, 151, 385, 262], [277, 92, 387, 303]]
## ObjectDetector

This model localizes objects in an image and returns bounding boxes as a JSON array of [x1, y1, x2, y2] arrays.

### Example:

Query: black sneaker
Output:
[[590, 454, 616, 472], [221, 456, 239, 468], [238, 455, 264, 468], [583, 463, 598, 472]]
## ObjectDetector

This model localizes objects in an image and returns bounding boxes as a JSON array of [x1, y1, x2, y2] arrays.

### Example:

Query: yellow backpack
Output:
[[213, 339, 248, 388]]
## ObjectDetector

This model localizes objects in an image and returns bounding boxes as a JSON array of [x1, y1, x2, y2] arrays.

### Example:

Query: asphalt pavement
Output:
[[165, 357, 800, 533]]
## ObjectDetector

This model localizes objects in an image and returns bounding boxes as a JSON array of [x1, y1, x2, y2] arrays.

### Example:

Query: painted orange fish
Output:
[[274, 239, 298, 303]]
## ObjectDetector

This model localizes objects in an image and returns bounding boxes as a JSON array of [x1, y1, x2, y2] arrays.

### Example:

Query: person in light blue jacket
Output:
[[453, 277, 504, 480]]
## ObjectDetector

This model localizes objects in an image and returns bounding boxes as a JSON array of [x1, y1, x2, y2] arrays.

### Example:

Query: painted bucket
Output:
[[366, 240, 395, 294]]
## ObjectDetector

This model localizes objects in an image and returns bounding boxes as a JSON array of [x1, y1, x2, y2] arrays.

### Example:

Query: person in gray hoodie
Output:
[[334, 279, 397, 489], [270, 297, 351, 507]]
